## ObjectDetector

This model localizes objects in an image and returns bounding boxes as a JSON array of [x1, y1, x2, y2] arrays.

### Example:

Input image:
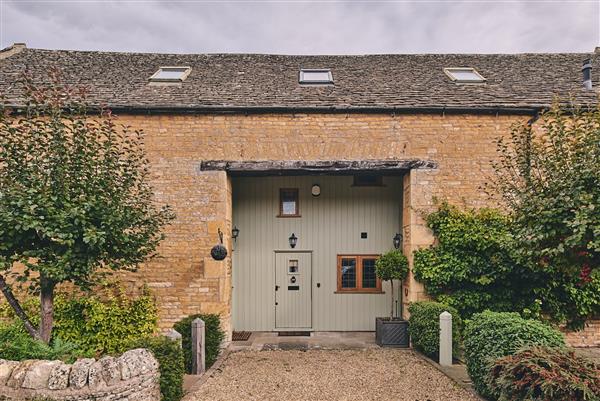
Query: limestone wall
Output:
[[0, 349, 160, 401], [111, 112, 529, 334], [563, 320, 600, 348]]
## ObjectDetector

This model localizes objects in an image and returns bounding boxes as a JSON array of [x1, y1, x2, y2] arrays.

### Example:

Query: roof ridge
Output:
[[8, 46, 595, 58], [0, 43, 27, 60]]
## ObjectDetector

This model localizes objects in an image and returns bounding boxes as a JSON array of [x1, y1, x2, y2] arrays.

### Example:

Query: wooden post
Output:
[[191, 318, 206, 374], [439, 311, 452, 366]]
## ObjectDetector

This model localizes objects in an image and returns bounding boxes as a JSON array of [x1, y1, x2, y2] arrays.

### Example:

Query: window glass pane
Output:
[[445, 68, 485, 82], [303, 71, 330, 81], [153, 68, 188, 80], [362, 258, 377, 288], [281, 189, 298, 215], [289, 260, 299, 274], [341, 258, 356, 288]]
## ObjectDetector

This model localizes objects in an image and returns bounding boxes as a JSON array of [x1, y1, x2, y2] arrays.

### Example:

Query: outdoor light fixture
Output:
[[393, 233, 403, 250], [232, 226, 240, 242], [289, 233, 298, 249]]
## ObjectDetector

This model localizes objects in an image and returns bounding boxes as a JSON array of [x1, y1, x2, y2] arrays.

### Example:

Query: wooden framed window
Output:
[[278, 188, 300, 217], [336, 255, 382, 293], [353, 175, 383, 187]]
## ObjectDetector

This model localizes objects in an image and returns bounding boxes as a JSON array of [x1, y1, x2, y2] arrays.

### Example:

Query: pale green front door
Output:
[[275, 252, 312, 329]]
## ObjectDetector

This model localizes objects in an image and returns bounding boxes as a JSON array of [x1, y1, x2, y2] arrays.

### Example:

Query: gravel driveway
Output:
[[186, 349, 479, 401]]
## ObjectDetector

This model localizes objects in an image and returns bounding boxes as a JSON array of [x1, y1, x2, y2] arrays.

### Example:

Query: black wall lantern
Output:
[[210, 228, 228, 261], [289, 233, 298, 249], [232, 226, 240, 242], [393, 233, 403, 250]]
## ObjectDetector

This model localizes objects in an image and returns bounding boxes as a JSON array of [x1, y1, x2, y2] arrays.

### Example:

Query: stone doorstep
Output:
[[413, 351, 484, 400]]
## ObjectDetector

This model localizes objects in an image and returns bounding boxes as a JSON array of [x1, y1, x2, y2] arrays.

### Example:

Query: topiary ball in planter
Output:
[[375, 250, 410, 347]]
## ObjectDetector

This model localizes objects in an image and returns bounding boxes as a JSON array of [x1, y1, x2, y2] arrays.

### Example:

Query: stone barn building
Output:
[[0, 43, 598, 344]]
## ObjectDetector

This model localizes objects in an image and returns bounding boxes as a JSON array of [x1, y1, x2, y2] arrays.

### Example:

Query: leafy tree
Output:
[[375, 250, 409, 319], [0, 71, 174, 342], [490, 104, 600, 328]]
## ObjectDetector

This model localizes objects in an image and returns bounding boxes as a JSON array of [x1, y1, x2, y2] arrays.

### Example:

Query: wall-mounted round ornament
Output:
[[311, 184, 321, 197], [210, 228, 228, 261]]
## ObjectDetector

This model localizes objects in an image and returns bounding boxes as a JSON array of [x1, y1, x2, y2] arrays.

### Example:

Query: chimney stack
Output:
[[582, 59, 593, 90]]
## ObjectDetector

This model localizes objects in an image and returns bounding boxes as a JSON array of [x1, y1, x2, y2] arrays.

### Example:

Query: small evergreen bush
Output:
[[408, 301, 462, 359], [489, 346, 600, 401], [464, 311, 565, 400], [129, 336, 185, 401], [173, 314, 224, 373]]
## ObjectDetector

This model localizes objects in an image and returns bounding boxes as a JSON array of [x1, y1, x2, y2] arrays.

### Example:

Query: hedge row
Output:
[[408, 301, 462, 360], [463, 311, 566, 400]]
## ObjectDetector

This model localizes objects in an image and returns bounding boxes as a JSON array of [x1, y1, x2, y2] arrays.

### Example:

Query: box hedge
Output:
[[464, 311, 565, 400], [129, 336, 185, 401], [489, 346, 600, 401], [408, 301, 462, 359], [173, 313, 225, 373]]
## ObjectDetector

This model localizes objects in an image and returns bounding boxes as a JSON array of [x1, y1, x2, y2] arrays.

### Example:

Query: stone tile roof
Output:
[[0, 46, 598, 112]]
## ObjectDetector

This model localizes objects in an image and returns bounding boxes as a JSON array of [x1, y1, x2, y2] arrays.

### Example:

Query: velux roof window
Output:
[[149, 66, 192, 82], [299, 69, 334, 85], [443, 67, 486, 83]]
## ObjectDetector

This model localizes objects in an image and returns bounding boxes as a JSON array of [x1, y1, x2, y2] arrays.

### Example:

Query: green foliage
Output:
[[128, 336, 185, 401], [490, 105, 600, 328], [0, 322, 87, 362], [0, 287, 158, 356], [408, 301, 462, 360], [413, 202, 540, 318], [0, 71, 174, 340], [173, 314, 225, 373], [375, 250, 409, 282], [489, 346, 600, 401], [464, 311, 565, 400], [53, 288, 158, 355]]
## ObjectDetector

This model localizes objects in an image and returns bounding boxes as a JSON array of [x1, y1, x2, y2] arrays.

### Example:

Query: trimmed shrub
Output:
[[0, 322, 87, 362], [173, 314, 224, 373], [408, 301, 462, 359], [1, 287, 158, 356], [53, 288, 158, 355], [464, 311, 565, 400], [489, 346, 600, 401], [129, 336, 185, 401]]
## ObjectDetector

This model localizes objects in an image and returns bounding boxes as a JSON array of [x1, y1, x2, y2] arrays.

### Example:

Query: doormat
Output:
[[232, 331, 252, 341], [278, 331, 311, 337]]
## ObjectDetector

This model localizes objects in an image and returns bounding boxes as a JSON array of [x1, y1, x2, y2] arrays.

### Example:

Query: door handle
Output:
[[275, 285, 280, 291]]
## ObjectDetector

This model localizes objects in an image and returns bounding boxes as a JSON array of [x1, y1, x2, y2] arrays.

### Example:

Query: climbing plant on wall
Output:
[[489, 103, 600, 329]]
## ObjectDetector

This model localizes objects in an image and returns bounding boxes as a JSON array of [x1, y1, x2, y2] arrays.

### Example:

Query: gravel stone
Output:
[[187, 349, 480, 401]]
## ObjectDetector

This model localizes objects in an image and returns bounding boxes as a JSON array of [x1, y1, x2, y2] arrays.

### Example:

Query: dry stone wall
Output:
[[0, 349, 160, 401]]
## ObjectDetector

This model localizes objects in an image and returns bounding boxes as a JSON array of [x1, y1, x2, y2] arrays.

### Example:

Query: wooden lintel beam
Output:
[[200, 159, 437, 175]]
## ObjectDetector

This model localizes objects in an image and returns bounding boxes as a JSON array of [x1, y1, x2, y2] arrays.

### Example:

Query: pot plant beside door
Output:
[[375, 249, 410, 347]]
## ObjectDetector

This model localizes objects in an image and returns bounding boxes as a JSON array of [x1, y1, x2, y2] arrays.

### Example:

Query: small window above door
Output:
[[353, 175, 383, 187], [278, 188, 300, 217]]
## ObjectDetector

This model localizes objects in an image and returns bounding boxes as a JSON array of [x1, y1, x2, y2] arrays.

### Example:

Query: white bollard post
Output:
[[191, 318, 206, 374], [439, 311, 453, 366]]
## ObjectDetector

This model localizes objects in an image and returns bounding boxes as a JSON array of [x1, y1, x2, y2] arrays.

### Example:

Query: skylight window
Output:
[[149, 66, 192, 82], [444, 67, 486, 83], [299, 69, 333, 85]]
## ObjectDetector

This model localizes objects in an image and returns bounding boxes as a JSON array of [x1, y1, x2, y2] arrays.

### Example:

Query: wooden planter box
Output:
[[375, 317, 409, 347]]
